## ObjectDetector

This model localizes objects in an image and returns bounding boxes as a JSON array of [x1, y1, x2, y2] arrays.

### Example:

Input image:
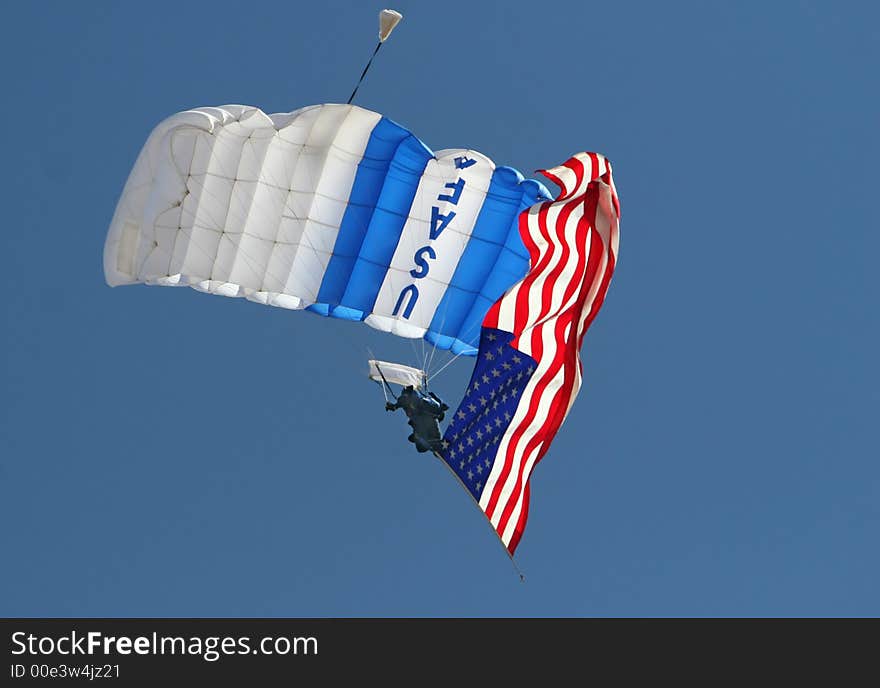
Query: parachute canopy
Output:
[[104, 103, 550, 355]]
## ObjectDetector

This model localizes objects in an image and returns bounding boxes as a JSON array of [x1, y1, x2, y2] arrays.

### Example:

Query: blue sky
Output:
[[1, 0, 877, 616]]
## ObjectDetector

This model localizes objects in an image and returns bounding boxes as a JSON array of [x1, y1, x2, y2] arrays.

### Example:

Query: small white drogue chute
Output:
[[368, 360, 426, 391], [378, 9, 403, 42]]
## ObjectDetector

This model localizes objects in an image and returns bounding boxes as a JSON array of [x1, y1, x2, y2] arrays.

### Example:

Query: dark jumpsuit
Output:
[[386, 386, 449, 453]]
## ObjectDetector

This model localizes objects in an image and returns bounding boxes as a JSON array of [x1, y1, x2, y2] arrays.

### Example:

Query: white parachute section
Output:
[[104, 103, 384, 307]]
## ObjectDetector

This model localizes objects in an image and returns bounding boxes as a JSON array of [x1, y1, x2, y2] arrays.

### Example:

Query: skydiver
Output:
[[385, 385, 449, 454]]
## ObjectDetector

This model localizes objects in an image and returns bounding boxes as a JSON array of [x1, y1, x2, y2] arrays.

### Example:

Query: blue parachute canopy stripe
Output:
[[313, 118, 418, 312]]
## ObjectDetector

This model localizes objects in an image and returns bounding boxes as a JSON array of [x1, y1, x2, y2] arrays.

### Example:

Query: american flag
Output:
[[441, 152, 620, 554]]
